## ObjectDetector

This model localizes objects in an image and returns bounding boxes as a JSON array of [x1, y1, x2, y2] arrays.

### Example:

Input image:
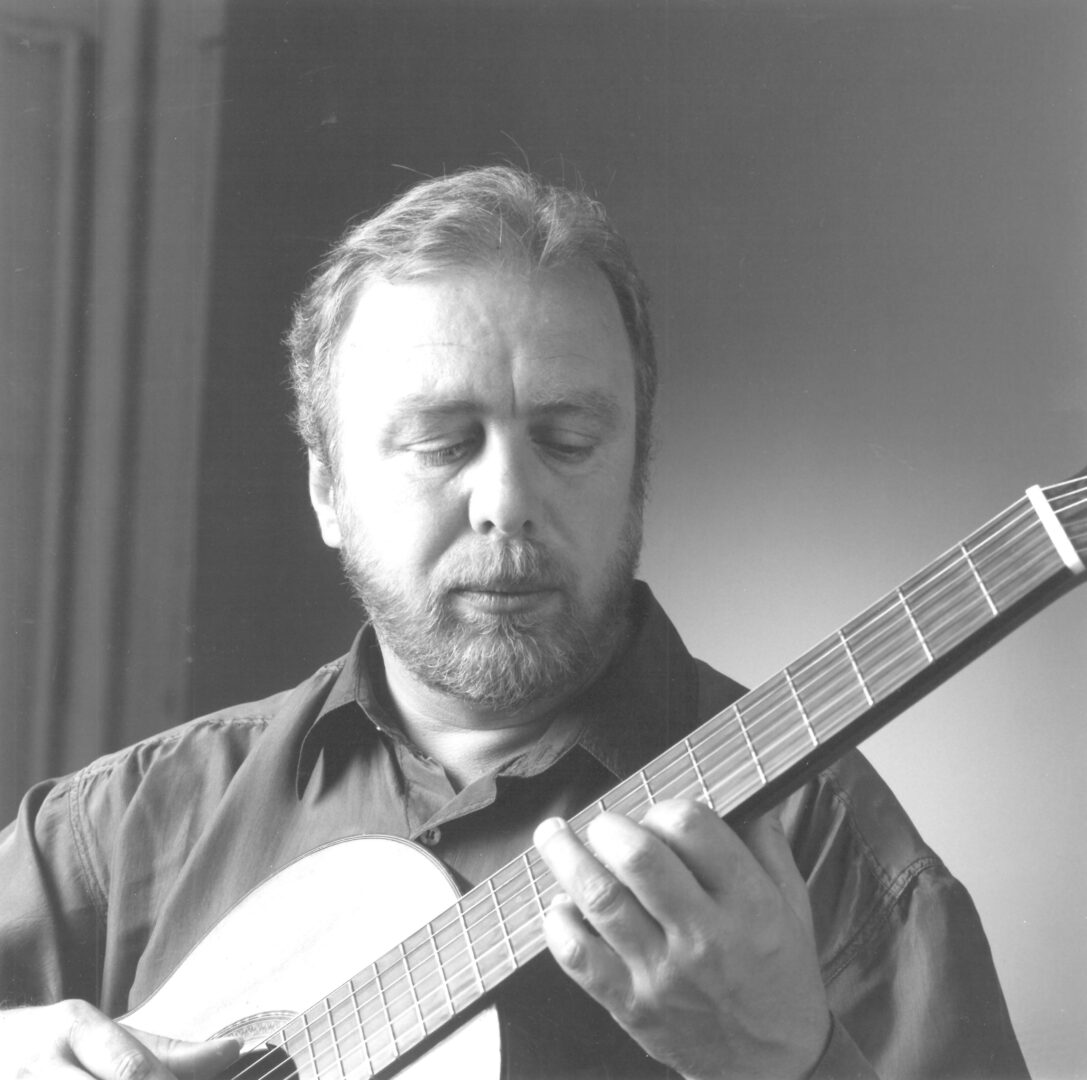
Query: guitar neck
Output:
[[272, 471, 1087, 1079]]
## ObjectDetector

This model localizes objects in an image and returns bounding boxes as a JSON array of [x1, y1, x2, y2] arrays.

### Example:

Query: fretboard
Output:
[[270, 472, 1087, 1080]]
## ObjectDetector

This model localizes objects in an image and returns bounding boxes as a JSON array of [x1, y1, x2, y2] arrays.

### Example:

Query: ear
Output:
[[308, 451, 343, 548]]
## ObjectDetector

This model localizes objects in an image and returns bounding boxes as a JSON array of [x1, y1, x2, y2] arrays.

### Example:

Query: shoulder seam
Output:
[[75, 715, 269, 784], [66, 775, 108, 921], [822, 852, 942, 985], [58, 715, 271, 917], [817, 766, 944, 985]]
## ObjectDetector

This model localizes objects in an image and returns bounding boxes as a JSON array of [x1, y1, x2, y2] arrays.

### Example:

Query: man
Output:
[[0, 167, 1027, 1078]]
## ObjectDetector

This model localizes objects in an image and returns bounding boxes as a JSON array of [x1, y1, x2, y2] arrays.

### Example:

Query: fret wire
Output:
[[845, 597, 932, 700], [374, 959, 401, 1057], [348, 975, 377, 1079], [895, 588, 934, 662], [286, 1018, 319, 1080], [637, 768, 655, 807], [701, 751, 764, 809], [731, 703, 766, 784], [321, 996, 348, 1080], [739, 675, 794, 737], [704, 704, 817, 795], [397, 941, 427, 1038], [733, 675, 821, 780], [645, 743, 699, 805], [305, 988, 391, 1080], [757, 673, 862, 764], [682, 734, 713, 805], [959, 542, 999, 616], [522, 851, 546, 918], [454, 898, 486, 996], [424, 923, 455, 1021], [683, 731, 751, 801], [281, 490, 1079, 1080], [837, 629, 874, 707], [309, 567, 999, 1071], [971, 518, 1056, 608], [297, 1014, 320, 1079], [486, 878, 516, 970], [781, 668, 819, 749]]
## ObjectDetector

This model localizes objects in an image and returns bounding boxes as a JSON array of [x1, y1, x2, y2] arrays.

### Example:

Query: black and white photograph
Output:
[[2, 1, 1084, 1076]]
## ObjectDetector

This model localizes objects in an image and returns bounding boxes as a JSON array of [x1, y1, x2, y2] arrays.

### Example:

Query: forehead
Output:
[[332, 264, 635, 419]]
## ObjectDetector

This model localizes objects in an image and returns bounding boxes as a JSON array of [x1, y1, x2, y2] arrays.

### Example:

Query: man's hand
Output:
[[533, 799, 831, 1080], [0, 1001, 242, 1080]]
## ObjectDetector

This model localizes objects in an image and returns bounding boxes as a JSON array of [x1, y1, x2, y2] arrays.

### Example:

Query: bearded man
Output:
[[0, 167, 1027, 1079]]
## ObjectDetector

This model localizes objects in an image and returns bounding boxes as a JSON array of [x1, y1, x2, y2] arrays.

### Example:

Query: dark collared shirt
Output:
[[0, 584, 1027, 1077]]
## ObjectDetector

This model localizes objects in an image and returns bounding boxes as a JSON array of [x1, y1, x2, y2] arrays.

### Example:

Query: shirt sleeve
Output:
[[808, 1015, 881, 1080], [0, 777, 106, 1007], [827, 865, 1030, 1079]]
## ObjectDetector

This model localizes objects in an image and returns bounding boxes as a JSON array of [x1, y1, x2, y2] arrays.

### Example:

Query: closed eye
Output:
[[415, 437, 479, 467], [536, 437, 595, 464]]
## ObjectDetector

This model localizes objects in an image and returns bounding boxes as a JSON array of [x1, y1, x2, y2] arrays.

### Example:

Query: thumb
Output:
[[124, 1028, 243, 1080]]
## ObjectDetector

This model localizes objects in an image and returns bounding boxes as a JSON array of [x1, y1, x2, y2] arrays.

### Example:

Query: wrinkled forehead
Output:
[[331, 264, 635, 412]]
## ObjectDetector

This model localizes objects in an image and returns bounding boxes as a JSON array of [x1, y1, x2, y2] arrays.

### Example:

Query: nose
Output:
[[467, 437, 540, 539]]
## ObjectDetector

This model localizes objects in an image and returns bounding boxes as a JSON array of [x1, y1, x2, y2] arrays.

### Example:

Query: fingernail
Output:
[[534, 816, 567, 845]]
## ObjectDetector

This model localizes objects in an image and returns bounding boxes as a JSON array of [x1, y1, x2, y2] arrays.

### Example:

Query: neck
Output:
[[377, 640, 615, 789]]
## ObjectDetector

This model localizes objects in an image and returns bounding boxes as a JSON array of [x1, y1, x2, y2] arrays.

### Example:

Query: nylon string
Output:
[[228, 476, 1086, 1080]]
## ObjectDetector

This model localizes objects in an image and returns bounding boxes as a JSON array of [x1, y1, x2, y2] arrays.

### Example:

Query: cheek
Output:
[[340, 469, 462, 569], [565, 464, 638, 556]]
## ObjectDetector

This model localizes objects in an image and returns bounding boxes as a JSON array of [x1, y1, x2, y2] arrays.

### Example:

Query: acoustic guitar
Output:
[[124, 469, 1087, 1079]]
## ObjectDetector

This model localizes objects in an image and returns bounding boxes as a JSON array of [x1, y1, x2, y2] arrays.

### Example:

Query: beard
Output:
[[338, 507, 643, 713]]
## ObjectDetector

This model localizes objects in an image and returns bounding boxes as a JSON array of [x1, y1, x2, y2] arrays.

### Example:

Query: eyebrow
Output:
[[384, 389, 622, 429]]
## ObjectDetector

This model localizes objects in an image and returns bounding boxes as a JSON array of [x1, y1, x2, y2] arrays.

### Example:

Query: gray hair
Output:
[[286, 165, 656, 482]]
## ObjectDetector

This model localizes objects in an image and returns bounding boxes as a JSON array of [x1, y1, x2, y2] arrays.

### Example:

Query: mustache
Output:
[[442, 543, 567, 592]]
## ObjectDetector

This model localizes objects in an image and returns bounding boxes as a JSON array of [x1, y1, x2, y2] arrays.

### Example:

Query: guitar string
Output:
[[227, 481, 1085, 1080], [262, 480, 1085, 1073], [236, 561, 1025, 1080], [293, 485, 1085, 1073], [239, 501, 1079, 1080], [228, 494, 1067, 1080], [230, 495, 1068, 1080]]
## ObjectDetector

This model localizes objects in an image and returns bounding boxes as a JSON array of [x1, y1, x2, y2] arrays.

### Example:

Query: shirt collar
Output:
[[295, 581, 706, 796]]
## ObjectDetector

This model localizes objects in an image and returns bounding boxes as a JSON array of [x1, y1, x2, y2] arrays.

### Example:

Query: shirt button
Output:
[[419, 827, 442, 847]]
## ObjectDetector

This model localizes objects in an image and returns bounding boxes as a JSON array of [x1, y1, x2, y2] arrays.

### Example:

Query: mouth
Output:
[[452, 583, 560, 614]]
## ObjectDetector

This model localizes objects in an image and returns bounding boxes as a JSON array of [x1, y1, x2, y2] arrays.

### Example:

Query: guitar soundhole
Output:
[[222, 1045, 297, 1080]]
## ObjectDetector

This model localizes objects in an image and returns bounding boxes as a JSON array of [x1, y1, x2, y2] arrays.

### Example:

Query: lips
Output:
[[452, 584, 560, 614]]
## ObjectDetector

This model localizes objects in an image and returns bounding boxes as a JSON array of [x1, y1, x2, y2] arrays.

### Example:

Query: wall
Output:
[[1, 0, 225, 816], [172, 1, 1087, 1075]]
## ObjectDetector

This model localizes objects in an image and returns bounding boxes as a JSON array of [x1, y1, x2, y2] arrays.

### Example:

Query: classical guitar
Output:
[[124, 469, 1087, 1079]]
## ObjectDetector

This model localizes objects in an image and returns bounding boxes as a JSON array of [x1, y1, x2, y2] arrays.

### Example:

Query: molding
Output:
[[116, 0, 227, 744], [0, 15, 91, 795], [0, 0, 226, 799]]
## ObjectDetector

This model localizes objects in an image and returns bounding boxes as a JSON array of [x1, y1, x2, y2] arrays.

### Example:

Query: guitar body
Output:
[[115, 473, 1086, 1078], [123, 835, 502, 1079]]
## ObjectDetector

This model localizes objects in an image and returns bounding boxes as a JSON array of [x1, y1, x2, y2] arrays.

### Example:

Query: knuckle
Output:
[[115, 1047, 156, 1080], [651, 798, 709, 838], [682, 931, 726, 976], [668, 798, 707, 829], [616, 988, 653, 1029], [578, 872, 627, 918], [556, 934, 587, 971], [610, 833, 658, 876], [61, 998, 98, 1044]]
